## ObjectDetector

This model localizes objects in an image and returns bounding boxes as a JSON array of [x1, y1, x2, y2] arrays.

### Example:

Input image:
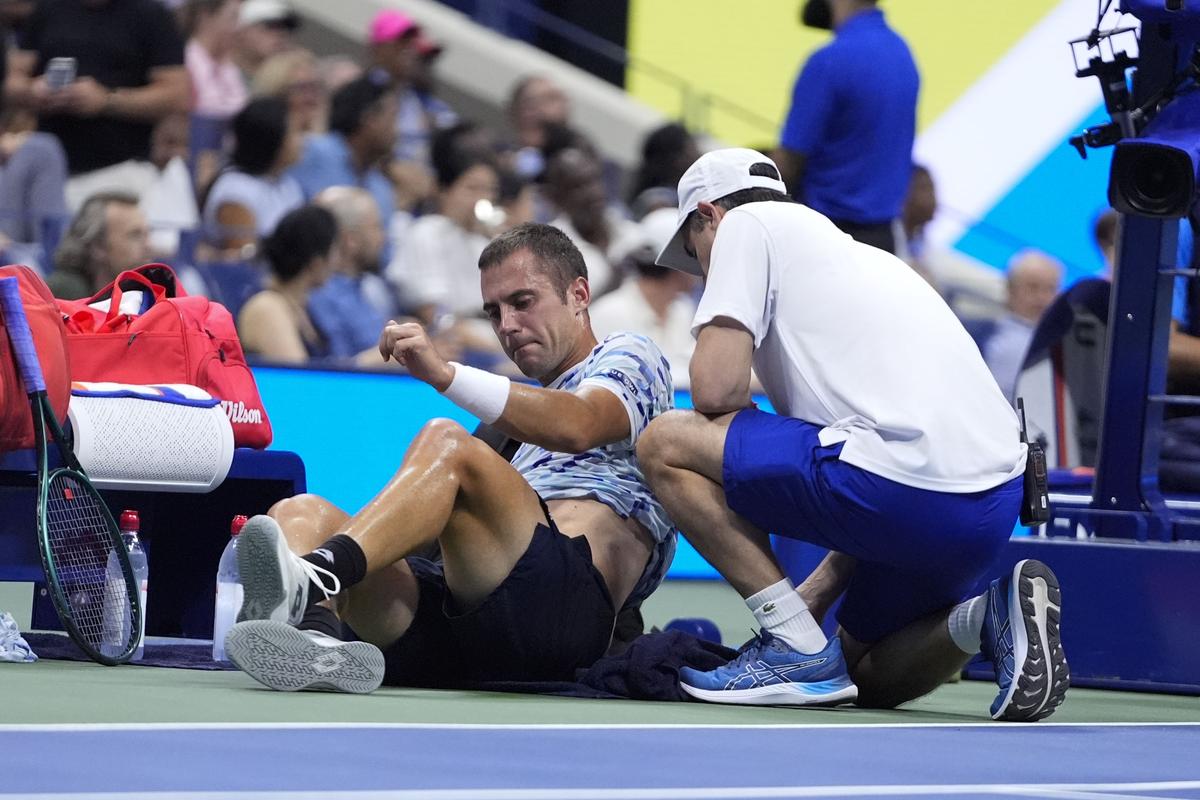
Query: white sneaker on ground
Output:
[[225, 620, 384, 694]]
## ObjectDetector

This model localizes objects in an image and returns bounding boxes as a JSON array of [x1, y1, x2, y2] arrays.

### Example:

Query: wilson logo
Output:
[[221, 400, 263, 425]]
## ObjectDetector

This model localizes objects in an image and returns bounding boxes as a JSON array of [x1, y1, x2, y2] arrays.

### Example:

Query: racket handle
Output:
[[0, 276, 46, 394]]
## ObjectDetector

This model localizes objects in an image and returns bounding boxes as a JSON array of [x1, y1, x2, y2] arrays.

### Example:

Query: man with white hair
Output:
[[637, 148, 1068, 721], [308, 186, 397, 363], [984, 249, 1064, 401]]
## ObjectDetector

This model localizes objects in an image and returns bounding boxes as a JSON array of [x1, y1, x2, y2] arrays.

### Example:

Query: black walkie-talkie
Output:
[[1017, 398, 1050, 526]]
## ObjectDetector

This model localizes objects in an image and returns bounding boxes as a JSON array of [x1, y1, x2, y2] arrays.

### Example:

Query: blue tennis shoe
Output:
[[679, 631, 858, 707], [981, 559, 1070, 721]]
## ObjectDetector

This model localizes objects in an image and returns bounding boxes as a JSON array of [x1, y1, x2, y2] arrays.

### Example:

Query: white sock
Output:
[[947, 593, 987, 655], [745, 579, 827, 654]]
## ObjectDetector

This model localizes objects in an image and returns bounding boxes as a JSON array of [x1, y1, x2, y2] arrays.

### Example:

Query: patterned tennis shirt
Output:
[[510, 332, 676, 605]]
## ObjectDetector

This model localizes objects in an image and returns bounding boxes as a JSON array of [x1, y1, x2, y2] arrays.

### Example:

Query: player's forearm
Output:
[[491, 383, 612, 454]]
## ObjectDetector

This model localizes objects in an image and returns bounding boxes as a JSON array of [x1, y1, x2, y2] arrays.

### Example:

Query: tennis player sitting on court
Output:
[[638, 149, 1068, 722], [225, 223, 675, 692]]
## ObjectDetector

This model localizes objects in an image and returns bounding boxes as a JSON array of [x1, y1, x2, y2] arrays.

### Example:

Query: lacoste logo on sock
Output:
[[313, 548, 335, 564], [762, 602, 776, 614]]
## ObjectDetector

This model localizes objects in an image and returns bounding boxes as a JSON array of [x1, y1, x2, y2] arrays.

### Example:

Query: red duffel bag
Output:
[[0, 264, 71, 452], [57, 264, 272, 448]]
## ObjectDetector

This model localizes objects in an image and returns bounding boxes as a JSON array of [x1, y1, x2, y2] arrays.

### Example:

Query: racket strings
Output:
[[45, 472, 131, 650]]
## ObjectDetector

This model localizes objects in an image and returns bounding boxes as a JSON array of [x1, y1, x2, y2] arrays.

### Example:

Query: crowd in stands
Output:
[[0, 0, 1143, 411]]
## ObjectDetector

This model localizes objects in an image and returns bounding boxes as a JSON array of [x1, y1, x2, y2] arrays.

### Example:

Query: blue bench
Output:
[[0, 448, 305, 638]]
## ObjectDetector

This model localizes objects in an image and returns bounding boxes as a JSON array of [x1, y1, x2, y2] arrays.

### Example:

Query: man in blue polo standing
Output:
[[775, 0, 919, 254]]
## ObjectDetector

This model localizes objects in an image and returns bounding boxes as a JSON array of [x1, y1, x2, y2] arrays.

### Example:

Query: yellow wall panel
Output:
[[626, 1, 1063, 145]]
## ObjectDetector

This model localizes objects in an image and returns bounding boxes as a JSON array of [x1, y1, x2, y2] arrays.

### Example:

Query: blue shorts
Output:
[[723, 408, 1022, 644]]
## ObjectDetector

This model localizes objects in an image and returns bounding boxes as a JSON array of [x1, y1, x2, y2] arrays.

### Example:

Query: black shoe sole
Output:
[[994, 559, 1071, 722]]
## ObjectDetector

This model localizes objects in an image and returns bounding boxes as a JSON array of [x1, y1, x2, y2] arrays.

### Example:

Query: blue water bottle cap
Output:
[[664, 617, 722, 645]]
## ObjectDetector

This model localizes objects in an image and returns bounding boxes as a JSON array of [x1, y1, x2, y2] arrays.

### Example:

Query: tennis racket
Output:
[[0, 276, 141, 665]]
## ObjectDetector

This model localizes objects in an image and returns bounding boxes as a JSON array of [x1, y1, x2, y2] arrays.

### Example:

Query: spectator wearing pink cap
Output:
[[411, 33, 457, 132], [366, 9, 453, 167]]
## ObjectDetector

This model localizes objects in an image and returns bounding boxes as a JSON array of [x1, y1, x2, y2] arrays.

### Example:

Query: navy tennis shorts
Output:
[[378, 509, 617, 688], [723, 407, 1023, 644]]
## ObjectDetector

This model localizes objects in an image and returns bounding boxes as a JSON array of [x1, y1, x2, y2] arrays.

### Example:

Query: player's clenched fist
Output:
[[378, 320, 455, 391]]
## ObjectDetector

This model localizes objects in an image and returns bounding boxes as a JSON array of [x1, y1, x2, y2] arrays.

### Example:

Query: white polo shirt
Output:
[[693, 202, 1025, 493]]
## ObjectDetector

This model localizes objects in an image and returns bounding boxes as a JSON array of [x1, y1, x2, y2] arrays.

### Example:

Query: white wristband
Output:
[[441, 362, 510, 424]]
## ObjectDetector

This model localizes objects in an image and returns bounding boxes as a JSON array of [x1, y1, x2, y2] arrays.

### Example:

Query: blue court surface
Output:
[[3, 721, 1200, 799]]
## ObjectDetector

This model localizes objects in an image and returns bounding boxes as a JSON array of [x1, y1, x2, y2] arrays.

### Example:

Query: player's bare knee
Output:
[[268, 493, 324, 520], [638, 411, 684, 469], [408, 418, 472, 464], [639, 410, 698, 473]]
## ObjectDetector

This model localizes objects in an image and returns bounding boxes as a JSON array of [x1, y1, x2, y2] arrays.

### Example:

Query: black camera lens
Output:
[[1111, 144, 1196, 217]]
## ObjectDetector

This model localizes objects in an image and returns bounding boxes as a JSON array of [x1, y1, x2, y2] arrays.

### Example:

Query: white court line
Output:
[[2, 721, 1199, 733], [3, 780, 1200, 799]]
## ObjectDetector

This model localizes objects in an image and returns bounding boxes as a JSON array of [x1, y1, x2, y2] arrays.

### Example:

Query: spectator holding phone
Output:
[[3, 0, 191, 210]]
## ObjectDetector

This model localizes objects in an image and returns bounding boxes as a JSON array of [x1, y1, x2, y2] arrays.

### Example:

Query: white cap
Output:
[[639, 206, 680, 254], [655, 148, 788, 275], [238, 0, 299, 29]]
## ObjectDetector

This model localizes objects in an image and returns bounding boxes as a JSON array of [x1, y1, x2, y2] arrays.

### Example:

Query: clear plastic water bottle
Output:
[[99, 549, 129, 660], [101, 509, 148, 660], [212, 515, 247, 661]]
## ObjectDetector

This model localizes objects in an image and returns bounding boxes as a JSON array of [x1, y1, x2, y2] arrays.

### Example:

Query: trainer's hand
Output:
[[378, 320, 455, 391]]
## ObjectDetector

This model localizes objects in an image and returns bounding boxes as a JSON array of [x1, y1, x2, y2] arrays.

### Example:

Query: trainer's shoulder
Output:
[[738, 201, 832, 237]]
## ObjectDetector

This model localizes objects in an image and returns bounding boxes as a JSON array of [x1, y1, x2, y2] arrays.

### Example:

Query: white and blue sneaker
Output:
[[226, 620, 384, 694], [679, 632, 858, 707], [236, 515, 340, 625], [981, 559, 1070, 722]]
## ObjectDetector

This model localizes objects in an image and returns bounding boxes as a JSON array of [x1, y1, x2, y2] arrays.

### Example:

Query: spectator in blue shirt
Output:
[[289, 75, 397, 236], [776, 0, 919, 254], [308, 185, 397, 365]]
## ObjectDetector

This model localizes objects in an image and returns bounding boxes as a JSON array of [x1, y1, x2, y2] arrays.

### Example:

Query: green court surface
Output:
[[2, 652, 1196, 727], [2, 580, 1197, 727]]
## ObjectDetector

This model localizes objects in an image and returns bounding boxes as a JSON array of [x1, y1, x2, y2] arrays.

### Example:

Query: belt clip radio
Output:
[[1017, 398, 1049, 526]]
